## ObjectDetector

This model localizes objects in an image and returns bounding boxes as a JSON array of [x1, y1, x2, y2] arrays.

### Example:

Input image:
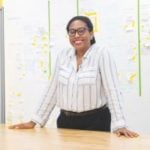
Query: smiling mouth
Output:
[[74, 40, 83, 45]]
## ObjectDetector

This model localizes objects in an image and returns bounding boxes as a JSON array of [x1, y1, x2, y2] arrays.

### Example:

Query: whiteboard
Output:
[[5, 0, 51, 124], [4, 0, 77, 126]]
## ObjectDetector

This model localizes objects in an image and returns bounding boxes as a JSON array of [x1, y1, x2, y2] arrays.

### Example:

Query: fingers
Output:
[[114, 128, 139, 138], [116, 132, 121, 137], [127, 130, 139, 138], [8, 125, 15, 129], [116, 130, 129, 137], [122, 131, 131, 138], [8, 123, 28, 129], [8, 121, 36, 130], [8, 124, 23, 129], [122, 129, 139, 138]]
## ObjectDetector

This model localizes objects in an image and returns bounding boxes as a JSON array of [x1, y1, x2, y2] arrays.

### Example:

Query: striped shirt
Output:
[[31, 43, 126, 131]]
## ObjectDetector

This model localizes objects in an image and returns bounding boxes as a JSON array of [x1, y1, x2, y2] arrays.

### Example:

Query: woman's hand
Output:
[[113, 127, 139, 138], [8, 121, 36, 129]]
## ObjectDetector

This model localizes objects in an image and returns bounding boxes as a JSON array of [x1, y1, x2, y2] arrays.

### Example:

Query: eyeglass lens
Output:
[[68, 27, 88, 36]]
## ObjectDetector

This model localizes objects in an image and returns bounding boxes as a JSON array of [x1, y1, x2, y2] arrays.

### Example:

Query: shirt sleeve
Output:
[[99, 47, 127, 131], [31, 55, 60, 127]]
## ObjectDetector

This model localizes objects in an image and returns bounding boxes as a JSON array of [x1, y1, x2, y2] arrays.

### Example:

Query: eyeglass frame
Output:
[[67, 27, 90, 37]]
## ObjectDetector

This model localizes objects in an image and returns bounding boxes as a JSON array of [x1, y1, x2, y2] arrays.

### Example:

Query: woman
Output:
[[9, 16, 139, 138]]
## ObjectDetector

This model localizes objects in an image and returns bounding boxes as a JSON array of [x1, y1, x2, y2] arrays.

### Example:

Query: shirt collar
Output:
[[69, 43, 95, 59], [83, 44, 95, 59]]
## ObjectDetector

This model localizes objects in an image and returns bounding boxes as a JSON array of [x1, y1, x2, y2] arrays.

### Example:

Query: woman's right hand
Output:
[[8, 121, 36, 129]]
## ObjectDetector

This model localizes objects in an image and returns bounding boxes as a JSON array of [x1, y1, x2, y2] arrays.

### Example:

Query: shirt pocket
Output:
[[78, 68, 97, 85], [58, 66, 72, 85]]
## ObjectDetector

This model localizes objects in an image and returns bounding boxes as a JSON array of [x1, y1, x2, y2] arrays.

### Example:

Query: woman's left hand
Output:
[[113, 127, 139, 138]]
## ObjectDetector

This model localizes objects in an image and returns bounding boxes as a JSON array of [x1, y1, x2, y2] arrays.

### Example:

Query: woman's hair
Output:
[[66, 16, 96, 45]]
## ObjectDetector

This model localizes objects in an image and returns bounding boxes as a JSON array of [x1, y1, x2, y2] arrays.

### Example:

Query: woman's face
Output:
[[68, 20, 93, 52]]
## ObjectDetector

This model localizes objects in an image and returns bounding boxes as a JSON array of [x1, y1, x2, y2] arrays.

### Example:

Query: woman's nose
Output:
[[74, 32, 80, 37]]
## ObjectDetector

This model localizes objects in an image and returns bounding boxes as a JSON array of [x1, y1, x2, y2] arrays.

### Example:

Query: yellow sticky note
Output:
[[84, 11, 98, 32], [16, 92, 22, 97], [128, 72, 137, 82], [0, 0, 4, 8], [129, 54, 137, 62], [32, 42, 37, 47], [41, 35, 48, 41], [124, 20, 135, 32]]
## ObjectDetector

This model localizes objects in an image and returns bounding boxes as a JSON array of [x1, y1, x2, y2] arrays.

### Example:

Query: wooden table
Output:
[[0, 125, 149, 150]]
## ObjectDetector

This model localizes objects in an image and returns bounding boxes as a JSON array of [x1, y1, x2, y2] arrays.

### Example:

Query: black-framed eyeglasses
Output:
[[68, 27, 89, 37]]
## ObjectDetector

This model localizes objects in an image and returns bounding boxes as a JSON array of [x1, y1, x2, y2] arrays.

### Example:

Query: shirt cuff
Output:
[[111, 119, 127, 131], [31, 114, 47, 127]]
